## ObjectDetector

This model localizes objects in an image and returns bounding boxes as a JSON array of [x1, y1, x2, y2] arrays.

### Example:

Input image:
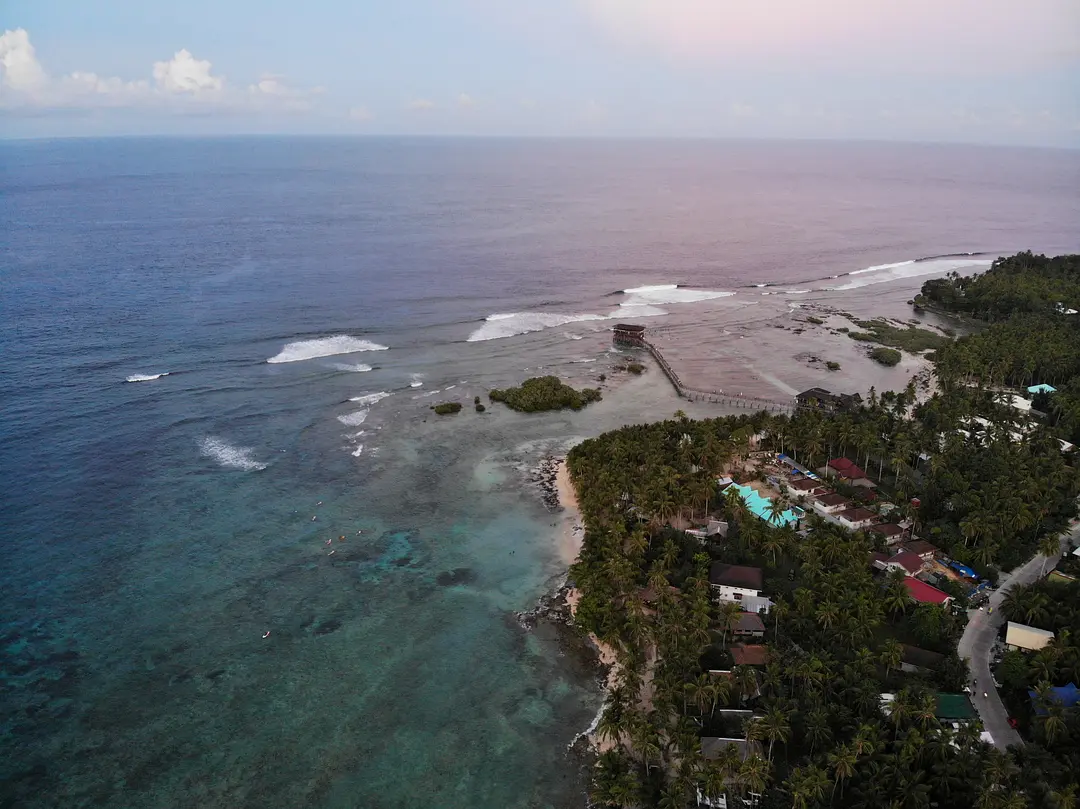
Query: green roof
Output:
[[935, 693, 976, 720]]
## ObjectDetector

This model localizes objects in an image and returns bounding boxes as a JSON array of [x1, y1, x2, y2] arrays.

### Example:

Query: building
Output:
[[869, 523, 906, 544], [730, 644, 770, 667], [935, 693, 977, 722], [837, 507, 877, 531], [1005, 622, 1055, 652], [1028, 383, 1057, 395], [825, 457, 869, 481], [785, 477, 828, 497], [732, 612, 766, 639], [870, 549, 925, 577], [612, 323, 647, 346], [903, 578, 952, 605], [813, 493, 851, 516], [795, 388, 862, 413], [901, 645, 945, 674], [728, 483, 801, 528], [902, 540, 939, 561], [698, 738, 763, 809], [710, 564, 770, 613]]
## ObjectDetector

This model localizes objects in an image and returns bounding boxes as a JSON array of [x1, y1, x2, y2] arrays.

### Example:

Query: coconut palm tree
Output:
[[880, 638, 904, 677], [759, 707, 791, 763], [828, 743, 857, 799]]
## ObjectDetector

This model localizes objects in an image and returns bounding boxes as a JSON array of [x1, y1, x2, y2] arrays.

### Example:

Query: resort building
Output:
[[795, 388, 862, 413], [903, 578, 952, 605], [709, 564, 771, 613], [837, 506, 877, 531], [784, 477, 828, 498], [611, 323, 647, 346], [1028, 383, 1057, 395], [812, 493, 850, 516], [1005, 622, 1055, 652], [869, 523, 906, 544]]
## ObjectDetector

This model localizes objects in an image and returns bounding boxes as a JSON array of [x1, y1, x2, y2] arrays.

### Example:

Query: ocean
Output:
[[1, 137, 1078, 809]]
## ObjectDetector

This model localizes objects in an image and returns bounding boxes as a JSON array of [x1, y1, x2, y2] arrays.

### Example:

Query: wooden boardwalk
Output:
[[643, 340, 795, 414]]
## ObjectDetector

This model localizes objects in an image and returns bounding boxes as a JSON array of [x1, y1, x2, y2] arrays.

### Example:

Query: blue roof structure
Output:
[[948, 561, 978, 579], [730, 482, 801, 528], [1029, 683, 1080, 715], [1027, 383, 1057, 395]]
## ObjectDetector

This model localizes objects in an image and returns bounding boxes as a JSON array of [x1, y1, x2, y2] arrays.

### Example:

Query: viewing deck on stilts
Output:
[[611, 323, 795, 414]]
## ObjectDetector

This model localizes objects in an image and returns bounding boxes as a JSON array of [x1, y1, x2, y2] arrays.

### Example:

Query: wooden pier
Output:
[[613, 323, 795, 414]]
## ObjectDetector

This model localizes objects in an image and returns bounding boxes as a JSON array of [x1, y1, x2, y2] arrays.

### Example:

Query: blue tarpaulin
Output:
[[949, 561, 978, 579], [1029, 683, 1079, 714]]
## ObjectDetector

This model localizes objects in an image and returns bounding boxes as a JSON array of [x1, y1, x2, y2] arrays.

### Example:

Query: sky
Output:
[[2, 0, 1079, 145]]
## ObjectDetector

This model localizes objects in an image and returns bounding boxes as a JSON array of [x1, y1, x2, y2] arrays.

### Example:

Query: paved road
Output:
[[957, 524, 1078, 750]]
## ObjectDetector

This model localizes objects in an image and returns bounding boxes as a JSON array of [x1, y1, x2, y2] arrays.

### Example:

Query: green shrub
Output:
[[806, 316, 824, 325], [870, 347, 902, 366], [626, 362, 645, 375], [848, 331, 876, 342], [475, 403, 485, 413], [826, 361, 841, 371], [488, 376, 602, 412], [433, 402, 462, 415], [474, 396, 480, 404]]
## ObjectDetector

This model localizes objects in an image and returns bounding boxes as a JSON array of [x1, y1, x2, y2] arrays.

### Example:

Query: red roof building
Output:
[[870, 523, 905, 541], [888, 551, 926, 576], [828, 457, 868, 480], [904, 578, 952, 605], [730, 644, 770, 666]]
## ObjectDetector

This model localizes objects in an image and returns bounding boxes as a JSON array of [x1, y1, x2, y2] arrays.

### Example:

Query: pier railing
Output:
[[642, 340, 795, 414]]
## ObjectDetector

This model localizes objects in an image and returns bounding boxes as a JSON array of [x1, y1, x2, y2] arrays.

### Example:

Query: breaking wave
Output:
[[829, 257, 992, 291], [126, 372, 169, 382], [331, 362, 373, 373], [409, 373, 424, 388], [199, 437, 268, 471], [349, 392, 391, 407], [268, 335, 388, 364], [337, 410, 371, 427], [467, 312, 607, 342], [620, 283, 735, 307]]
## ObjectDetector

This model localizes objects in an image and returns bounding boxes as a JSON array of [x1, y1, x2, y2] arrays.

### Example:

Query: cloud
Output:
[[348, 105, 372, 121], [152, 49, 223, 94], [407, 98, 435, 111], [457, 92, 477, 108], [579, 0, 1080, 74], [0, 28, 317, 114]]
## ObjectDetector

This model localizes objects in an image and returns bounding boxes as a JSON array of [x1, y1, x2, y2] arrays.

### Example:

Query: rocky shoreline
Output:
[[528, 454, 564, 511]]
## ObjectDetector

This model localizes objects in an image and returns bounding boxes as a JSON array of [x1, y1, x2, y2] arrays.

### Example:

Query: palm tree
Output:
[[759, 707, 791, 763], [828, 743, 857, 799], [739, 755, 771, 805], [718, 601, 743, 648], [786, 764, 829, 809], [1038, 532, 1060, 575], [880, 638, 904, 676]]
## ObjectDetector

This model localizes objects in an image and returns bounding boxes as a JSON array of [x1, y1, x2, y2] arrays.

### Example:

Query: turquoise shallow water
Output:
[[3, 137, 1078, 808]]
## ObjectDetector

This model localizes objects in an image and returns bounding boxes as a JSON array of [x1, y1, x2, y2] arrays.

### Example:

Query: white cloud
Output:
[[0, 28, 317, 114], [457, 92, 477, 108], [0, 28, 47, 92], [152, 49, 223, 94], [348, 105, 373, 121], [407, 98, 435, 111]]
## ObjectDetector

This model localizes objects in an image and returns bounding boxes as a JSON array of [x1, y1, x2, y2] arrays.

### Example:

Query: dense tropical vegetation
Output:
[[488, 375, 602, 412], [564, 253, 1080, 807]]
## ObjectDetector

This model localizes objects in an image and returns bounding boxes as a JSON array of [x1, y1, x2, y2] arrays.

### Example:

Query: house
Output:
[[872, 550, 925, 577], [1028, 383, 1057, 395], [710, 564, 764, 602], [903, 578, 952, 605], [687, 519, 729, 540], [902, 540, 939, 561], [901, 645, 945, 674], [1005, 622, 1055, 652], [825, 457, 868, 481], [786, 478, 827, 497], [730, 644, 770, 667], [869, 523, 906, 544], [732, 612, 766, 639], [795, 388, 862, 413], [935, 693, 977, 721], [837, 507, 877, 531], [698, 738, 764, 808], [813, 493, 851, 516]]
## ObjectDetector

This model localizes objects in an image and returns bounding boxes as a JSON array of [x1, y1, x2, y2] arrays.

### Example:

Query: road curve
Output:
[[956, 526, 1076, 750]]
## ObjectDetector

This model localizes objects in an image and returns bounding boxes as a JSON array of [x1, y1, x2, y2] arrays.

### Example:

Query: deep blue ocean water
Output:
[[2, 138, 1078, 808]]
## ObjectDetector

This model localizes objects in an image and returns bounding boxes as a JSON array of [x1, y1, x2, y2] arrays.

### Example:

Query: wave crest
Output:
[[268, 335, 388, 364], [466, 312, 607, 342], [200, 437, 268, 471], [126, 372, 169, 382], [830, 258, 992, 291]]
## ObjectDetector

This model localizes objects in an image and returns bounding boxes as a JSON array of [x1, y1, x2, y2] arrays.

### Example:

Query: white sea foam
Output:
[[349, 391, 391, 406], [351, 445, 365, 457], [331, 362, 373, 373], [467, 312, 607, 342], [200, 437, 268, 471], [409, 373, 424, 388], [570, 358, 597, 364], [784, 289, 812, 294], [563, 332, 584, 341], [126, 372, 169, 382], [337, 410, 371, 427], [831, 258, 991, 291], [620, 283, 735, 307], [268, 335, 388, 364]]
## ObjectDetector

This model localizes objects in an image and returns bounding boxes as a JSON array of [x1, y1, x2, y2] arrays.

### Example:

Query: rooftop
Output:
[[904, 577, 951, 604], [701, 737, 760, 761], [734, 612, 766, 633], [730, 644, 770, 666], [869, 523, 905, 537], [612, 323, 646, 333], [788, 478, 824, 492], [838, 506, 876, 523], [902, 645, 945, 670], [902, 540, 939, 557], [889, 551, 926, 575], [828, 457, 868, 479], [710, 563, 764, 591], [1028, 383, 1057, 394], [816, 493, 850, 508], [935, 693, 976, 720]]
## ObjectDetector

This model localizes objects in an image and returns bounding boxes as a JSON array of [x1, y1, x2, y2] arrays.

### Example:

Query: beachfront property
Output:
[[812, 492, 850, 516], [1005, 621, 1055, 652], [709, 563, 772, 614], [795, 387, 862, 413], [727, 482, 802, 528]]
